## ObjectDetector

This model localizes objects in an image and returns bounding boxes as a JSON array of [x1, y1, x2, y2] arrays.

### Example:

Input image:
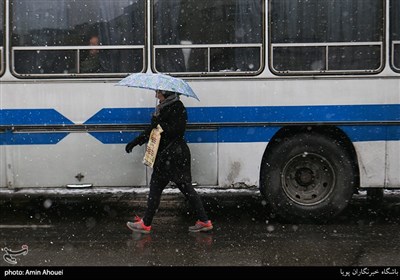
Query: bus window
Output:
[[391, 0, 400, 72], [10, 0, 145, 77], [0, 2, 3, 76], [152, 0, 263, 75], [270, 0, 384, 75]]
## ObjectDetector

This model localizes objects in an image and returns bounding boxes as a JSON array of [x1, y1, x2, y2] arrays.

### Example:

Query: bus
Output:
[[0, 0, 399, 222]]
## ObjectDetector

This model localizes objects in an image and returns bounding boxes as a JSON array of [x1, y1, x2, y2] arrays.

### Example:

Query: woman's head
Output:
[[155, 90, 176, 101]]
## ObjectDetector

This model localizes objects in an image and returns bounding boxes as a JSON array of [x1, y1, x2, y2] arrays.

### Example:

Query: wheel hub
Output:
[[295, 168, 315, 187], [282, 153, 335, 206]]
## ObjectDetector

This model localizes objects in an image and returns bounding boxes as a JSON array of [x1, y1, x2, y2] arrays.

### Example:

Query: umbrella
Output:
[[116, 73, 200, 101]]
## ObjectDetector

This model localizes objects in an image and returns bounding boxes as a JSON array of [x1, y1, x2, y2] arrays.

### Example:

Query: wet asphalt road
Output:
[[1, 189, 400, 270]]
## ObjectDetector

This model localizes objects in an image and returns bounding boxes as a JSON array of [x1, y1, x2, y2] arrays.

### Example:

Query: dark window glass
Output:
[[183, 49, 208, 73], [210, 47, 260, 72], [11, 0, 145, 76], [328, 46, 381, 71], [270, 0, 384, 74], [0, 3, 3, 46], [153, 0, 263, 74], [391, 0, 400, 71], [395, 45, 400, 70], [0, 2, 3, 75], [14, 50, 76, 74], [271, 0, 383, 43], [156, 48, 208, 73], [391, 0, 400, 41], [273, 47, 326, 72]]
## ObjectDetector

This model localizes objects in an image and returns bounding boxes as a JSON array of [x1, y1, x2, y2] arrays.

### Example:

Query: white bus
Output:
[[0, 0, 399, 222]]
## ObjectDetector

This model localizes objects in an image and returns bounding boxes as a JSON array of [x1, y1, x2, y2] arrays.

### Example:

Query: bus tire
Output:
[[260, 132, 356, 223]]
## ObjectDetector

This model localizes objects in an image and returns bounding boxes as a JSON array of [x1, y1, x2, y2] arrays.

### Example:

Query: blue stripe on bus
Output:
[[0, 130, 69, 145], [89, 131, 142, 144], [340, 126, 399, 142], [0, 105, 400, 145], [89, 126, 400, 144], [0, 109, 73, 145], [85, 104, 400, 124], [90, 129, 220, 144], [0, 109, 74, 125], [1, 105, 399, 126], [187, 104, 400, 123], [340, 126, 394, 142], [2, 125, 397, 145], [84, 108, 154, 124], [387, 126, 400, 140], [216, 127, 280, 143]]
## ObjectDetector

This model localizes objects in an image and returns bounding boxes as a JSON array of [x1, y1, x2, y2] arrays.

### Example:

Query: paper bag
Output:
[[143, 124, 163, 168]]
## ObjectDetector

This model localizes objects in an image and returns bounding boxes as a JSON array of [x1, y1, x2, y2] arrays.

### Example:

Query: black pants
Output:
[[142, 175, 209, 227]]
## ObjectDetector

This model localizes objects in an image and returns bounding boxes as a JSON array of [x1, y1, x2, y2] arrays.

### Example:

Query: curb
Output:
[[0, 186, 262, 204]]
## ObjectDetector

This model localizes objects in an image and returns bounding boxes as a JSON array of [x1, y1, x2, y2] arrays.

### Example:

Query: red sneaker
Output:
[[127, 218, 151, 234], [188, 220, 213, 232]]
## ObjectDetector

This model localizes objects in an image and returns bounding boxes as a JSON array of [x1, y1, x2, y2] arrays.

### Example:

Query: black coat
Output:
[[132, 100, 192, 183]]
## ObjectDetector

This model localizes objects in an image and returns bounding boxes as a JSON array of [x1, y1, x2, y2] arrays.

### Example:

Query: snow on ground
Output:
[[0, 186, 260, 196], [1, 186, 400, 198]]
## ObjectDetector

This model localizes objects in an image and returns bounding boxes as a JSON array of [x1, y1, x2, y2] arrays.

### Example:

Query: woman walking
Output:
[[125, 90, 212, 234]]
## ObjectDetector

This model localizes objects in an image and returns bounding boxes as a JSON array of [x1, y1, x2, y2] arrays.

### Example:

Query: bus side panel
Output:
[[387, 140, 400, 188], [7, 133, 146, 188], [354, 141, 386, 188], [0, 146, 7, 187], [190, 143, 218, 186], [218, 142, 266, 187]]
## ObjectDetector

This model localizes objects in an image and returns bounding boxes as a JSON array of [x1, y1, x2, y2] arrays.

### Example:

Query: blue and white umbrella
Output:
[[116, 73, 200, 101]]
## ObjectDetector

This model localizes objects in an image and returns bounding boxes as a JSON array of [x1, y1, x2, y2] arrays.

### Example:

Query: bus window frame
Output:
[[8, 0, 147, 79], [268, 0, 386, 76], [152, 43, 264, 76], [390, 0, 400, 73], [11, 45, 146, 78], [392, 40, 400, 72], [150, 0, 265, 77], [0, 0, 4, 77]]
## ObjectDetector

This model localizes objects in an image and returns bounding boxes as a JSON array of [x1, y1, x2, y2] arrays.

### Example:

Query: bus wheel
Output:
[[260, 132, 356, 223]]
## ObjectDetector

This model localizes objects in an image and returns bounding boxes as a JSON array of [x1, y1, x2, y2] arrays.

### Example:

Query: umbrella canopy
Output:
[[116, 73, 200, 101]]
